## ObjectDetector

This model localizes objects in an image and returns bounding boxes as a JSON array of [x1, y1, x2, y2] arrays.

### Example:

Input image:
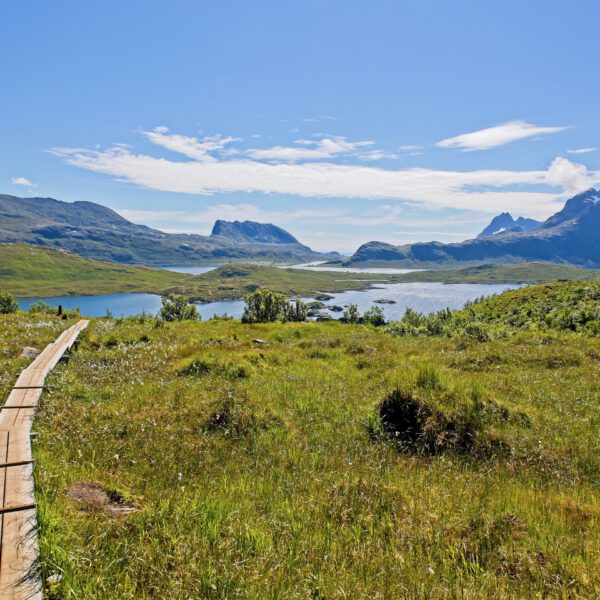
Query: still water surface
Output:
[[17, 282, 516, 320]]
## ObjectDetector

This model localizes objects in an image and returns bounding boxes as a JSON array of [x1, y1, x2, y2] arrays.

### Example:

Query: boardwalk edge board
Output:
[[0, 320, 88, 600]]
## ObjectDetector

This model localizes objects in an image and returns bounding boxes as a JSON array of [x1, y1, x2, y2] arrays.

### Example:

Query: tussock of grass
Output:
[[177, 356, 252, 379], [204, 392, 279, 438], [373, 383, 510, 458]]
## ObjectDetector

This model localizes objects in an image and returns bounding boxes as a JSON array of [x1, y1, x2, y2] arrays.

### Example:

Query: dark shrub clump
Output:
[[373, 385, 508, 457]]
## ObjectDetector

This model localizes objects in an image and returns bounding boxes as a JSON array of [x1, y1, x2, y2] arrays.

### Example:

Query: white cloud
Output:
[[11, 176, 36, 186], [142, 126, 240, 161], [567, 147, 596, 154], [545, 156, 592, 193], [436, 120, 567, 151], [246, 136, 374, 162], [358, 150, 400, 161], [51, 128, 600, 220]]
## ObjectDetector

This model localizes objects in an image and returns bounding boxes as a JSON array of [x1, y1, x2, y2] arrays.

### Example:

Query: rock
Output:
[[306, 301, 326, 309], [374, 299, 397, 304], [315, 313, 333, 321], [252, 338, 269, 345], [313, 293, 335, 301], [328, 305, 344, 312], [20, 347, 41, 358]]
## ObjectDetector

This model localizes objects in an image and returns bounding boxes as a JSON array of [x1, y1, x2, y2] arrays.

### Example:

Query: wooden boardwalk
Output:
[[0, 320, 88, 599]]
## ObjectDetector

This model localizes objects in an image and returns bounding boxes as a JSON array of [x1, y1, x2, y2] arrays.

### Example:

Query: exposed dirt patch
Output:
[[66, 482, 139, 517]]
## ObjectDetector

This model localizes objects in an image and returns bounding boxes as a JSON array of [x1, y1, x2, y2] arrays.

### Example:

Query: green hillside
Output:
[[395, 261, 600, 284], [0, 244, 193, 296], [464, 280, 600, 332]]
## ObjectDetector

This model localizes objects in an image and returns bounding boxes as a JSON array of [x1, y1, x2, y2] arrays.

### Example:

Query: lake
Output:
[[285, 261, 421, 275], [163, 262, 421, 276], [17, 282, 517, 320], [161, 265, 217, 275]]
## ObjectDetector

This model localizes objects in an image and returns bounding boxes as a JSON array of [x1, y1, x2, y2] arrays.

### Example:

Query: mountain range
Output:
[[0, 195, 337, 265], [346, 189, 600, 268], [477, 213, 541, 239]]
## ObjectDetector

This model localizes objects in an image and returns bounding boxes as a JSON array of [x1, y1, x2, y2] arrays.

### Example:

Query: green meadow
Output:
[[0, 281, 598, 598]]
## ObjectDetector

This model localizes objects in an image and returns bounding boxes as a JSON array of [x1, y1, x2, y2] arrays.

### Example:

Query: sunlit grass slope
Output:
[[0, 294, 592, 597], [0, 244, 195, 297]]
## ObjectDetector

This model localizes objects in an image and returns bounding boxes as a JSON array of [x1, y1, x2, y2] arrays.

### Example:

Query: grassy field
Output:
[[1, 244, 598, 302], [392, 261, 600, 284], [1, 280, 598, 598]]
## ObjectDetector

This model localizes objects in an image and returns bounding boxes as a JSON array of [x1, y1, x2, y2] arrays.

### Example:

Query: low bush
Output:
[[342, 304, 360, 324], [241, 288, 307, 323], [0, 290, 18, 314], [160, 293, 200, 322], [28, 300, 54, 314], [363, 306, 386, 327]]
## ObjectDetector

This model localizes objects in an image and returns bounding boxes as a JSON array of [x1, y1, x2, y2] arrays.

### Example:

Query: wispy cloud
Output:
[[301, 116, 336, 123], [436, 121, 567, 151], [51, 128, 600, 219], [142, 126, 240, 161], [358, 149, 401, 161], [117, 204, 345, 227], [567, 147, 596, 155], [11, 176, 36, 186], [246, 136, 374, 162], [118, 203, 487, 231]]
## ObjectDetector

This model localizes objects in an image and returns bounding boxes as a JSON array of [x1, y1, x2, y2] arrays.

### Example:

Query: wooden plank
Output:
[[0, 320, 88, 599], [0, 430, 9, 577]]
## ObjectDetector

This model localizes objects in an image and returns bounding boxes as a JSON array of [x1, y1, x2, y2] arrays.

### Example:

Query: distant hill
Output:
[[0, 195, 337, 265], [477, 213, 541, 239], [211, 220, 300, 244], [345, 189, 600, 268]]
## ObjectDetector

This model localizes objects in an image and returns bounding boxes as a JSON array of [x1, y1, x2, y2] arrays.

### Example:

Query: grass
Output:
[[0, 244, 195, 297], [386, 280, 600, 338], [390, 261, 600, 284], [1, 280, 597, 598], [1, 244, 598, 301], [0, 312, 74, 400]]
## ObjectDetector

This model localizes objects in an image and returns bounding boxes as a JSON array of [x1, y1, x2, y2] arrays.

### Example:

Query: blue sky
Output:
[[2, 0, 599, 253]]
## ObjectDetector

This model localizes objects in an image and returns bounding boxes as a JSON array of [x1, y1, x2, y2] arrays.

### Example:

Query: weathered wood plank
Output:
[[0, 320, 88, 599]]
